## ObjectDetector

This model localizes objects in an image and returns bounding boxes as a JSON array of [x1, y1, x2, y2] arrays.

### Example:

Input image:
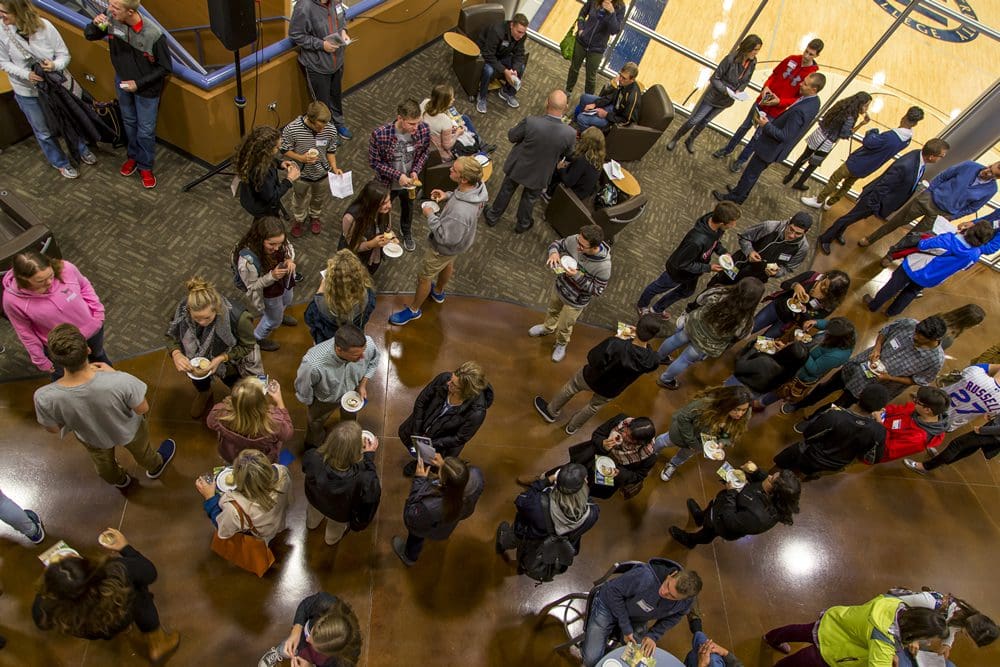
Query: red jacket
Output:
[[873, 403, 946, 463], [756, 54, 819, 119]]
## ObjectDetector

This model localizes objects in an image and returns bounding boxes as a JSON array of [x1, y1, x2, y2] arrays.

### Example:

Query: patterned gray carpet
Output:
[[0, 40, 818, 380]]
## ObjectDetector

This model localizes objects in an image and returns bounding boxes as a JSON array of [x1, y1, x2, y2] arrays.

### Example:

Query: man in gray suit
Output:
[[485, 89, 577, 233]]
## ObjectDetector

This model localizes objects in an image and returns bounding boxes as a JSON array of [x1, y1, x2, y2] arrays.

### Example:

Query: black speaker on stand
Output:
[[182, 0, 257, 192]]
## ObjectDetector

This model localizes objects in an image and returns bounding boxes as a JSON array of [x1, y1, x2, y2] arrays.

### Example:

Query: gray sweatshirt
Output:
[[289, 0, 348, 74], [427, 181, 488, 256]]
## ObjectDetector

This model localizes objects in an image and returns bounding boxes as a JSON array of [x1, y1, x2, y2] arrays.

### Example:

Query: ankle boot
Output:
[[145, 627, 180, 665]]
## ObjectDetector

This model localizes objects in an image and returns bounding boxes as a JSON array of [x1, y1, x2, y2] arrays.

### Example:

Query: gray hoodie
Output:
[[427, 181, 488, 256], [289, 0, 347, 74]]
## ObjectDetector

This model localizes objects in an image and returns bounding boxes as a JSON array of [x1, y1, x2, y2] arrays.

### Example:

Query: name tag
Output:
[[501, 40, 510, 47], [316, 140, 329, 148], [889, 338, 900, 350], [406, 145, 414, 152], [111, 26, 128, 39], [891, 419, 902, 430], [637, 599, 654, 613], [778, 253, 792, 261], [64, 292, 78, 302]]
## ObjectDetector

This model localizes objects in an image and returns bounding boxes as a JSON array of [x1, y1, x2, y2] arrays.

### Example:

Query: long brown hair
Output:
[[218, 378, 276, 438], [691, 385, 752, 441], [933, 303, 986, 342], [319, 421, 363, 471], [437, 457, 470, 522], [345, 180, 390, 251], [702, 279, 765, 335], [36, 555, 135, 638], [12, 250, 64, 289], [233, 216, 287, 272], [235, 126, 281, 189], [232, 449, 282, 511], [424, 84, 454, 118], [0, 0, 42, 35], [573, 127, 606, 171]]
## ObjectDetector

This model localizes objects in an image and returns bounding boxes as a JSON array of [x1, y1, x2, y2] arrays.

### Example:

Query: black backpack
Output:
[[517, 494, 578, 584]]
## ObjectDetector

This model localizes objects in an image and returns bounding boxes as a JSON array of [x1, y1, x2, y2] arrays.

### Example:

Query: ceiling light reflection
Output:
[[705, 43, 719, 59], [696, 67, 711, 89], [712, 22, 727, 40], [780, 538, 821, 577], [799, 33, 817, 51], [722, 0, 734, 13], [871, 71, 886, 88], [870, 98, 885, 114]]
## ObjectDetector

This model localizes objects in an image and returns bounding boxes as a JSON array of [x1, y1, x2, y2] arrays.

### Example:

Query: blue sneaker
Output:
[[336, 124, 353, 140], [24, 509, 45, 544], [430, 283, 445, 304], [389, 306, 422, 326], [147, 438, 176, 479]]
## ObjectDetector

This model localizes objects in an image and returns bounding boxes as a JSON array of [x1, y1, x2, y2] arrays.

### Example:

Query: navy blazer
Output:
[[755, 95, 820, 164], [858, 148, 923, 218]]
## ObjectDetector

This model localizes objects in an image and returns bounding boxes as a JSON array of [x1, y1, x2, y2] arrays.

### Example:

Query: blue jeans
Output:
[[654, 432, 697, 468], [117, 84, 161, 170], [637, 271, 697, 313], [254, 289, 294, 339], [479, 56, 522, 99], [658, 326, 708, 383], [684, 631, 726, 667], [672, 101, 724, 141], [575, 94, 612, 129], [724, 154, 770, 204], [0, 490, 39, 539], [581, 597, 618, 667], [866, 265, 922, 316], [752, 301, 786, 338], [14, 93, 88, 169]]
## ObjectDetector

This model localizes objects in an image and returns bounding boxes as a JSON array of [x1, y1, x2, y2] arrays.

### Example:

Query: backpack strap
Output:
[[541, 491, 557, 536]]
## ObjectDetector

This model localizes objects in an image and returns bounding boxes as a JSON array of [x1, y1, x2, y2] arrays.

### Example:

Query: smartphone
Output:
[[257, 374, 270, 394]]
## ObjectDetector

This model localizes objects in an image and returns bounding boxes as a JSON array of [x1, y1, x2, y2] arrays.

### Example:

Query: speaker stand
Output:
[[182, 49, 248, 192]]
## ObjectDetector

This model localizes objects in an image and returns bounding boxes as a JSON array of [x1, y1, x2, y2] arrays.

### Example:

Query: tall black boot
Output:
[[792, 164, 818, 191]]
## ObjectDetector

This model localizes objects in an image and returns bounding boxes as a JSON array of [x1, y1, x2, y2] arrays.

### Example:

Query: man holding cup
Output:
[[389, 157, 487, 326], [281, 101, 343, 236]]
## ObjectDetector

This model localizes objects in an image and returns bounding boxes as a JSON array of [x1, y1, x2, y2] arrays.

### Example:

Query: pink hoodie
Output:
[[2, 260, 105, 371]]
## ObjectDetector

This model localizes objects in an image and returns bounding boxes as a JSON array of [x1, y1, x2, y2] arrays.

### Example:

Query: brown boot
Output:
[[190, 390, 212, 419], [144, 627, 180, 665]]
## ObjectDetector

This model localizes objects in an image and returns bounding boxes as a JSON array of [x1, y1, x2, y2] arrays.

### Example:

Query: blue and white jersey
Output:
[[945, 364, 1000, 431]]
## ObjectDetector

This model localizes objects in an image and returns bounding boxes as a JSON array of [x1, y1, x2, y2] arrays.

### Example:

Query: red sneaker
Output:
[[290, 221, 304, 238], [139, 169, 156, 189], [120, 159, 138, 176], [309, 217, 322, 234]]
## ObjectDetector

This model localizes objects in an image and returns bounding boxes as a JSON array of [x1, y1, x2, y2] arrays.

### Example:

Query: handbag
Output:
[[210, 499, 275, 577], [776, 376, 817, 402], [92, 98, 126, 148], [560, 27, 575, 60]]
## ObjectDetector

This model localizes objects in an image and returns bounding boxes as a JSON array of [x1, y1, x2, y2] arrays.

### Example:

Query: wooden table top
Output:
[[443, 31, 480, 57], [611, 167, 641, 196]]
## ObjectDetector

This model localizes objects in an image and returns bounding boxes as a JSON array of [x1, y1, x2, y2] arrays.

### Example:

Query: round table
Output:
[[599, 645, 685, 667], [611, 167, 641, 197], [443, 31, 480, 57]]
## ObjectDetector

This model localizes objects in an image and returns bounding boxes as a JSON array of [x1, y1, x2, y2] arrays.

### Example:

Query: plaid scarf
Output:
[[609, 417, 655, 466]]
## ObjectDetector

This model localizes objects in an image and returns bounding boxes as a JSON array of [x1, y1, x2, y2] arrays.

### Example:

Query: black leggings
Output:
[[924, 433, 999, 471], [131, 588, 160, 633], [390, 189, 414, 239]]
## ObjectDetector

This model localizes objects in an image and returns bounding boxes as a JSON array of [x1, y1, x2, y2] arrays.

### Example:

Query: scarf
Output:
[[548, 488, 591, 536], [609, 417, 655, 466], [165, 298, 237, 360]]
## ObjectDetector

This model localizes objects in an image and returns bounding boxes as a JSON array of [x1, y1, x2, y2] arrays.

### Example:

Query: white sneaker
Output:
[[800, 196, 823, 209], [528, 325, 551, 337], [80, 150, 98, 165], [56, 165, 79, 179], [822, 201, 833, 211], [660, 464, 677, 481], [551, 344, 567, 362], [258, 645, 286, 667]]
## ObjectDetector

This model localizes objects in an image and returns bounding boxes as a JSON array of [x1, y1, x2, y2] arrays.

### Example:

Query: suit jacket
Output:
[[755, 95, 820, 164], [858, 148, 923, 218], [503, 115, 577, 191]]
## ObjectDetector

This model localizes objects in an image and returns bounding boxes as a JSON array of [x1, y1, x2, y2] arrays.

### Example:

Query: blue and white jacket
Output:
[[903, 231, 1000, 288]]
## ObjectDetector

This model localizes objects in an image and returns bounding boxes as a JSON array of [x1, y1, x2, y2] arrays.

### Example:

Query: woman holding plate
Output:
[[656, 385, 753, 483], [206, 377, 293, 464], [549, 413, 658, 500], [340, 179, 396, 275], [669, 465, 801, 548], [750, 269, 851, 339]]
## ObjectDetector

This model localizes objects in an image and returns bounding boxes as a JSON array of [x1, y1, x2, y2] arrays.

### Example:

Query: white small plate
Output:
[[703, 441, 725, 460], [595, 455, 617, 477], [786, 298, 805, 313], [560, 255, 578, 271], [362, 430, 376, 447], [186, 357, 212, 380], [726, 469, 748, 489], [421, 201, 440, 213], [601, 659, 623, 667], [216, 467, 237, 492], [719, 253, 735, 271], [383, 242, 403, 258], [341, 391, 365, 413]]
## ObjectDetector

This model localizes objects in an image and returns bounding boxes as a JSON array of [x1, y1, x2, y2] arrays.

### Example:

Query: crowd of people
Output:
[[1, 0, 999, 665]]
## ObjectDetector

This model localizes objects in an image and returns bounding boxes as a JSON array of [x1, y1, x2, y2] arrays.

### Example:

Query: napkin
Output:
[[603, 160, 624, 180], [328, 171, 354, 198]]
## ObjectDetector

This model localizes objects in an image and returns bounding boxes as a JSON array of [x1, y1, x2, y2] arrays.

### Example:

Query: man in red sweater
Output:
[[712, 38, 824, 172]]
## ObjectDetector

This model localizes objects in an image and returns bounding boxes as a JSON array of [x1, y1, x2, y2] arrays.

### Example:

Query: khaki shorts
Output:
[[418, 246, 456, 280]]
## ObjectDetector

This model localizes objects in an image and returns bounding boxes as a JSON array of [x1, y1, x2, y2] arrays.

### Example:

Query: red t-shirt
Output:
[[755, 54, 819, 118]]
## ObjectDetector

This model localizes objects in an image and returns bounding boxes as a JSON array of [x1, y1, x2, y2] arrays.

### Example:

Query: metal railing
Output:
[[168, 16, 290, 70]]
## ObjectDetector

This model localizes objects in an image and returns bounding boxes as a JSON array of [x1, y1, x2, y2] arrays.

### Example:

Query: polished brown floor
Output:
[[0, 212, 998, 666]]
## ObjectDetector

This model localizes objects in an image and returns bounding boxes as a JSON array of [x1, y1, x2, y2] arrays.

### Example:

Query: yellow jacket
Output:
[[818, 595, 903, 666]]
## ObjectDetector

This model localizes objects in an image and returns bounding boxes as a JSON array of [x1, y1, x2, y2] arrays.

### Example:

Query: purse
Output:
[[776, 376, 816, 402], [560, 27, 575, 60], [211, 499, 275, 577]]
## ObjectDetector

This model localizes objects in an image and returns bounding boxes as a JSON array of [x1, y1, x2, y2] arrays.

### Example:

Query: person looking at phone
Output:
[[236, 126, 301, 219], [233, 216, 298, 352], [84, 0, 171, 189], [397, 362, 493, 477]]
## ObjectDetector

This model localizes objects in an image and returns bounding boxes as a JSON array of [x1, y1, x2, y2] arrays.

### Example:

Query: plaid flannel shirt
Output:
[[843, 318, 944, 398], [368, 120, 431, 186]]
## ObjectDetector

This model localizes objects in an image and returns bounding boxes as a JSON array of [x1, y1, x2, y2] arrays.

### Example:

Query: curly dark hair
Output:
[[702, 278, 765, 336], [35, 556, 136, 639], [819, 92, 871, 135], [235, 126, 281, 189]]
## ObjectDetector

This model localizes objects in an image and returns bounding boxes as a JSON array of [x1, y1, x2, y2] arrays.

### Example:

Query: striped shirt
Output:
[[281, 116, 339, 181], [293, 335, 380, 405]]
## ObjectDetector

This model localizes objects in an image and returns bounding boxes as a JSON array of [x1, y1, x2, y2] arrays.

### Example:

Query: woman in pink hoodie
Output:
[[2, 251, 108, 376]]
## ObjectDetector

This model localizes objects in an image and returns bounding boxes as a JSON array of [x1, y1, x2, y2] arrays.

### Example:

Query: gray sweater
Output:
[[289, 0, 348, 74], [427, 181, 488, 256]]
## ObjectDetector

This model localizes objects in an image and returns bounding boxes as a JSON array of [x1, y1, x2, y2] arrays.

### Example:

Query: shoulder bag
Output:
[[211, 499, 275, 577]]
